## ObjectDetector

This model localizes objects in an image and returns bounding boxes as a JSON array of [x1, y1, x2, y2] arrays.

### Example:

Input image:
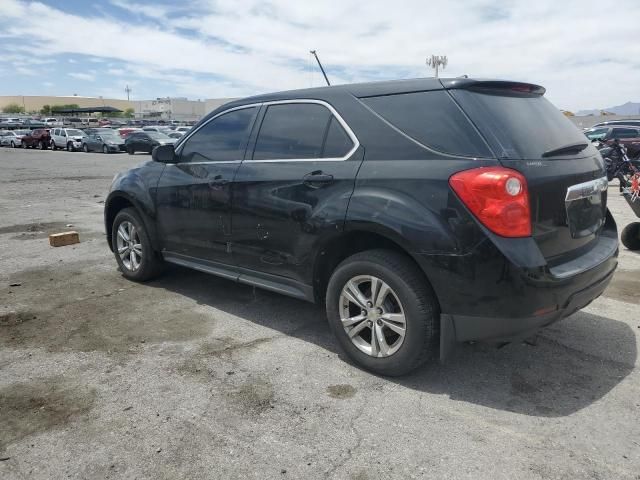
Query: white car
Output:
[[174, 126, 191, 133], [43, 117, 61, 127], [50, 127, 86, 151], [0, 130, 29, 147]]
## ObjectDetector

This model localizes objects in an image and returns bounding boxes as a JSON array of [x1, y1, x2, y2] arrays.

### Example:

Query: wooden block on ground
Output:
[[49, 231, 80, 247]]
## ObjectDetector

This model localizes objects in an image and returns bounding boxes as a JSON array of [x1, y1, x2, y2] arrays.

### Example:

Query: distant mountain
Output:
[[577, 101, 640, 116]]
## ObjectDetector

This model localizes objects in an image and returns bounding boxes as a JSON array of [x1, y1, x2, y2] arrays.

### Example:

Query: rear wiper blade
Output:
[[542, 142, 588, 158]]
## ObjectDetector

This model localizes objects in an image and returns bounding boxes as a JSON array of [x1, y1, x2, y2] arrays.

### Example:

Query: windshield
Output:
[[67, 129, 84, 136], [451, 90, 590, 159], [147, 132, 170, 139], [584, 128, 608, 140], [102, 134, 121, 140]]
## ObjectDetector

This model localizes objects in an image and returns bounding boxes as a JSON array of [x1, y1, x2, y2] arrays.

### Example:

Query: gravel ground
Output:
[[0, 147, 639, 480]]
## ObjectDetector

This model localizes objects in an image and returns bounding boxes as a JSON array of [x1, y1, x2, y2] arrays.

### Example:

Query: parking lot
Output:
[[0, 148, 639, 479]]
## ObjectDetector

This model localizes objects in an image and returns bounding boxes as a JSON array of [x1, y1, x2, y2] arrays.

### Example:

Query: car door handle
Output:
[[209, 175, 228, 187], [303, 171, 334, 187]]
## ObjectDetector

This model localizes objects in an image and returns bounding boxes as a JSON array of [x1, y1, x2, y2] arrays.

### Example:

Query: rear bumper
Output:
[[447, 264, 615, 342]]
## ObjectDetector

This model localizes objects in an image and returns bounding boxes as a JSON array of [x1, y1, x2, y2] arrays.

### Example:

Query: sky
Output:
[[0, 0, 639, 111]]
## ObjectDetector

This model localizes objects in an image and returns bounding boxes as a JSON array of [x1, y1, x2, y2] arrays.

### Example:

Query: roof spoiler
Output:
[[441, 79, 546, 97]]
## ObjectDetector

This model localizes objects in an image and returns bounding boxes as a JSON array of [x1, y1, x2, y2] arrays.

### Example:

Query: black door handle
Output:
[[209, 174, 228, 187], [303, 171, 334, 187]]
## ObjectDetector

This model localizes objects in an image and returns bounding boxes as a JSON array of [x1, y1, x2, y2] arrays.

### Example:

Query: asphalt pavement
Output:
[[0, 147, 639, 479]]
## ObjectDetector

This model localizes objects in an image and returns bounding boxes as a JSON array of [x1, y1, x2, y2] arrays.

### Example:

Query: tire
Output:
[[103, 145, 109, 154], [51, 140, 57, 150], [67, 142, 74, 152], [111, 207, 164, 281], [325, 249, 439, 376], [39, 141, 46, 150], [21, 141, 27, 149], [10, 141, 15, 148], [127, 146, 134, 155], [621, 222, 640, 251], [83, 144, 89, 153]]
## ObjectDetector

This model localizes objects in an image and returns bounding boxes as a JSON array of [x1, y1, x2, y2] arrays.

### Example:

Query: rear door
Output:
[[451, 84, 609, 263], [231, 100, 362, 285]]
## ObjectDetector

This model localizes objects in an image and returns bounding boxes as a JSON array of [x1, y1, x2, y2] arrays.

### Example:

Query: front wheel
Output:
[[21, 141, 27, 149], [39, 141, 47, 150], [127, 146, 134, 155], [67, 142, 74, 152], [51, 140, 57, 150], [112, 208, 164, 281], [10, 141, 15, 148], [621, 222, 640, 251], [325, 249, 439, 376], [103, 145, 109, 154], [83, 144, 89, 153]]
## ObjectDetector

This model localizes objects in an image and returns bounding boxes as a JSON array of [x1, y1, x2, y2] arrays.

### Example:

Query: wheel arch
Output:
[[105, 191, 160, 252]]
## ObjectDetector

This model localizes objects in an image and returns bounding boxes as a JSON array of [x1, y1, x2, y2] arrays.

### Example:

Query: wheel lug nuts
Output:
[[361, 310, 366, 316], [377, 308, 383, 314], [367, 320, 373, 327], [366, 302, 373, 307]]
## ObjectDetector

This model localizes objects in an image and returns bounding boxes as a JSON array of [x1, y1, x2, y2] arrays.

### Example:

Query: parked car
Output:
[[592, 119, 640, 128], [82, 132, 125, 153], [64, 117, 83, 127], [0, 117, 23, 127], [43, 118, 60, 127], [50, 128, 86, 151], [124, 131, 175, 154], [584, 126, 640, 158], [22, 119, 45, 129], [84, 127, 117, 136], [174, 126, 191, 134], [21, 128, 51, 149], [105, 78, 618, 376], [0, 130, 29, 147], [167, 131, 184, 139], [117, 127, 143, 138], [142, 126, 172, 133]]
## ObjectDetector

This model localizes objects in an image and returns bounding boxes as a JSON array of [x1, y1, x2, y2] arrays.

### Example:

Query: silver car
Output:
[[0, 130, 29, 148]]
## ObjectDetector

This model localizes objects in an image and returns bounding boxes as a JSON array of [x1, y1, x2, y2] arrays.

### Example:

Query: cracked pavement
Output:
[[0, 148, 639, 479]]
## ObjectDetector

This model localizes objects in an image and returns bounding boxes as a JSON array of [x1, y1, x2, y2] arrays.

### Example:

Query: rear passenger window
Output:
[[253, 103, 331, 160], [322, 117, 353, 158], [361, 91, 491, 157], [180, 107, 258, 162]]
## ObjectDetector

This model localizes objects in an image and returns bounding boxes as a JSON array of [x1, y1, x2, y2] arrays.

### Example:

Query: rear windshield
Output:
[[360, 90, 491, 157], [451, 90, 588, 159]]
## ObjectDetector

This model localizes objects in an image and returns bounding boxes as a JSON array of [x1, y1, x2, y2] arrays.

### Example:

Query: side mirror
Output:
[[152, 144, 176, 163]]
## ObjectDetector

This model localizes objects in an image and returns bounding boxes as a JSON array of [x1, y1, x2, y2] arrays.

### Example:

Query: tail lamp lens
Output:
[[449, 167, 531, 237]]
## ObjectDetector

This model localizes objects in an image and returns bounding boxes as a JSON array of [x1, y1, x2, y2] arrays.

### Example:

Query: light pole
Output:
[[125, 85, 131, 101], [426, 55, 448, 78]]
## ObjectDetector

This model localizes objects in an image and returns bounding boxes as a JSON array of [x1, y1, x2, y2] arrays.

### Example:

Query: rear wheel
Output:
[[112, 208, 164, 281], [621, 222, 640, 251], [21, 141, 27, 149], [10, 141, 15, 148], [326, 249, 439, 376], [51, 140, 57, 150]]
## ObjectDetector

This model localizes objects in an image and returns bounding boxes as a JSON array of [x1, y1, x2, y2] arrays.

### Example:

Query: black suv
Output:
[[105, 78, 618, 376]]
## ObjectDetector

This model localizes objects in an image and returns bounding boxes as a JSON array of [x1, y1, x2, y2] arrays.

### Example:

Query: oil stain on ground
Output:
[[227, 377, 275, 415], [0, 376, 96, 450], [603, 270, 640, 304], [327, 384, 357, 399]]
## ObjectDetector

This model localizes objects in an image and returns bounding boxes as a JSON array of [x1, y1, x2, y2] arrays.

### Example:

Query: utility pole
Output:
[[310, 50, 330, 86], [125, 84, 132, 101], [426, 55, 448, 78]]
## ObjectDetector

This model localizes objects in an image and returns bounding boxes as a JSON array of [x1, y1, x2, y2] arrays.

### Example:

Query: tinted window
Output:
[[253, 103, 331, 160], [584, 128, 608, 140], [451, 89, 588, 159], [180, 107, 258, 162], [611, 128, 639, 139], [361, 91, 491, 157], [322, 117, 353, 158]]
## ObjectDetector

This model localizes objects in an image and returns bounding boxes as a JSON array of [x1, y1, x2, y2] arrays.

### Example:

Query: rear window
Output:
[[360, 90, 491, 157], [611, 128, 639, 139], [451, 89, 588, 159]]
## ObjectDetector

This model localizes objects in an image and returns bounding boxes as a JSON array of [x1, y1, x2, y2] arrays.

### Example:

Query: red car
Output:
[[21, 129, 51, 149]]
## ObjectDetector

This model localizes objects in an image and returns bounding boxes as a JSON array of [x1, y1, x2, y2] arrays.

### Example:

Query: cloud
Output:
[[68, 72, 96, 81], [43, 81, 54, 87], [1, 0, 640, 110]]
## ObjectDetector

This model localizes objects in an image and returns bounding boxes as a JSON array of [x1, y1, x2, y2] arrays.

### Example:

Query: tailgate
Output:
[[449, 82, 609, 263]]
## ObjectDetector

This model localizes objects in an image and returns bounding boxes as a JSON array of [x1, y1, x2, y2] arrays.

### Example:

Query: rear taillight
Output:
[[449, 167, 531, 237]]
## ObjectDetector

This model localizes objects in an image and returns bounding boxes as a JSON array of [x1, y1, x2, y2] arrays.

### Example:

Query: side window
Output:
[[361, 90, 492, 157], [322, 117, 353, 158], [253, 103, 331, 160], [612, 128, 639, 139], [180, 107, 258, 162]]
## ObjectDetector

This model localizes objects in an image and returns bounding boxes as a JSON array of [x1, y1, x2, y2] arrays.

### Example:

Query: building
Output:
[[1, 95, 236, 122]]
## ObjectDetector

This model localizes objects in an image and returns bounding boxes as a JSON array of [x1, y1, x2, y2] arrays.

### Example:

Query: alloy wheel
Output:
[[339, 275, 406, 357], [116, 221, 143, 271]]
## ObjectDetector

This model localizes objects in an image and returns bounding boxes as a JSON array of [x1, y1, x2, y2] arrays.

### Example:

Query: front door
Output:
[[231, 101, 362, 286], [155, 106, 259, 264]]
